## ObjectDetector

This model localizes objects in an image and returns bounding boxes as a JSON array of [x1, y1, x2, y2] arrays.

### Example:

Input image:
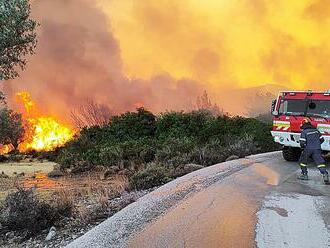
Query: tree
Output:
[[71, 100, 113, 129], [196, 90, 224, 116], [0, 107, 24, 149], [0, 0, 38, 80]]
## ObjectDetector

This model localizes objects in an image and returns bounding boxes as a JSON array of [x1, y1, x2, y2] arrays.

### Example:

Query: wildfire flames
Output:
[[0, 144, 14, 155], [16, 92, 75, 152]]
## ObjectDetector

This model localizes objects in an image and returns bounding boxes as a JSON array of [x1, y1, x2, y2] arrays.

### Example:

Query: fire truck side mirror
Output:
[[271, 99, 278, 116]]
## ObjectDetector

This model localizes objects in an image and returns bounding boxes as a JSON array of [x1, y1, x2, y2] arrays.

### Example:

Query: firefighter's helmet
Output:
[[301, 117, 311, 125]]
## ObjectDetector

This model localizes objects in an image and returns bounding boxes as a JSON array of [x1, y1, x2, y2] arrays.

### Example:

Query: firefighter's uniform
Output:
[[299, 120, 329, 183]]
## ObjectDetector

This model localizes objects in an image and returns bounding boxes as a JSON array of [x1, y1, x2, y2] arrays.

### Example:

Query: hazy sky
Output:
[[6, 0, 330, 120], [99, 0, 330, 90]]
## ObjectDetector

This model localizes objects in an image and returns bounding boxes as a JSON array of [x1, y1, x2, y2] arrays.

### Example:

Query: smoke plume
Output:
[[6, 0, 203, 122], [6, 0, 330, 119]]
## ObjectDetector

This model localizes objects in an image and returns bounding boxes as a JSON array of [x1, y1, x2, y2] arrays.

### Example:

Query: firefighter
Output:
[[298, 118, 329, 183]]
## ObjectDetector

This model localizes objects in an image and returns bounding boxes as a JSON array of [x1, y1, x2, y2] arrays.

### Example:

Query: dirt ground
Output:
[[0, 160, 140, 248], [0, 161, 55, 176], [0, 160, 127, 199], [0, 161, 57, 200]]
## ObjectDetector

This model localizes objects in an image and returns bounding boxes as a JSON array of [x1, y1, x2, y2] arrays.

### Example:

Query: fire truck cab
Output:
[[271, 90, 330, 161]]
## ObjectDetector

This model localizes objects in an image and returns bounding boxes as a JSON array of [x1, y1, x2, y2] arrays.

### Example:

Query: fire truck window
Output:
[[279, 99, 306, 115], [307, 100, 330, 117]]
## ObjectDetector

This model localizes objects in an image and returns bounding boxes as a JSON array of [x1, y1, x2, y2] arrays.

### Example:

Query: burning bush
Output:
[[0, 188, 73, 236], [0, 92, 76, 156], [16, 92, 75, 153]]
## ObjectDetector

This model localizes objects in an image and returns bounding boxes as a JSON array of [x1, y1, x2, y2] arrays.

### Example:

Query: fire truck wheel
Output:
[[282, 146, 301, 162]]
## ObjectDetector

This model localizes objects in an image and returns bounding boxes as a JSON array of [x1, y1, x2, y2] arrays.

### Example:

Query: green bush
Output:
[[55, 109, 278, 176], [190, 139, 230, 166], [56, 149, 77, 169], [98, 145, 122, 167], [129, 163, 172, 190], [228, 134, 256, 157], [97, 139, 157, 168], [156, 110, 214, 142], [155, 137, 196, 167], [0, 188, 72, 236], [109, 108, 156, 141]]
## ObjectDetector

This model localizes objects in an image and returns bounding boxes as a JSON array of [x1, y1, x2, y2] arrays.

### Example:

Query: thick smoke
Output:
[[100, 0, 330, 91], [99, 0, 330, 113], [7, 0, 330, 119], [5, 0, 203, 122]]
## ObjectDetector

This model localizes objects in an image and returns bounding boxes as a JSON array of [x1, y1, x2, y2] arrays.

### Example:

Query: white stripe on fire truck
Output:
[[276, 126, 290, 131], [317, 124, 330, 135], [317, 124, 330, 128]]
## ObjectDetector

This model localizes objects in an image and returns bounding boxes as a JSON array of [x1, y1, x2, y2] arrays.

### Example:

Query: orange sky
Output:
[[98, 0, 330, 90], [6, 0, 330, 118]]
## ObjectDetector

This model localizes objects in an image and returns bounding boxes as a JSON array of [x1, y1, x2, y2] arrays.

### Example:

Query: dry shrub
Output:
[[71, 100, 113, 129], [108, 175, 128, 194], [229, 134, 256, 157], [129, 163, 172, 190], [93, 175, 128, 211], [0, 188, 72, 236], [52, 189, 75, 218], [61, 175, 129, 223]]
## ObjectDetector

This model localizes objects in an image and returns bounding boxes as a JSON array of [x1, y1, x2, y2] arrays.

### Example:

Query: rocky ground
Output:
[[1, 189, 151, 248]]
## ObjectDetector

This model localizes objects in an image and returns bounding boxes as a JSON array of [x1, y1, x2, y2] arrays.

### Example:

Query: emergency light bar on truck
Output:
[[271, 90, 330, 161]]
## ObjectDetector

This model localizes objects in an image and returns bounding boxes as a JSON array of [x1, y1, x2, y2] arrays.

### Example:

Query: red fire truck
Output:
[[271, 90, 330, 161]]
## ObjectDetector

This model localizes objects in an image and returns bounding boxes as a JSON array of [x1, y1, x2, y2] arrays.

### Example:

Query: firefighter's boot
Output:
[[323, 172, 329, 184], [297, 173, 308, 180], [318, 166, 330, 184], [298, 166, 308, 180]]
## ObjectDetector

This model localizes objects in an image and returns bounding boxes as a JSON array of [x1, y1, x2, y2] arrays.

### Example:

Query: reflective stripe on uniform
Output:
[[300, 163, 307, 167], [300, 138, 306, 141], [317, 164, 326, 168], [307, 131, 319, 135]]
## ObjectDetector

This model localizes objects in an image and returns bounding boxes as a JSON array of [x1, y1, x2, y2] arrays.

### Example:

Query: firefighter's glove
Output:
[[300, 141, 306, 148]]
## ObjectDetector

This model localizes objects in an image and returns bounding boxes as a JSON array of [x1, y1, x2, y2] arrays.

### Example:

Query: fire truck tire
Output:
[[282, 146, 301, 162]]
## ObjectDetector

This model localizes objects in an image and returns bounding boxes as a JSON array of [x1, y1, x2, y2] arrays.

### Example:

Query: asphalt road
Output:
[[67, 151, 330, 248]]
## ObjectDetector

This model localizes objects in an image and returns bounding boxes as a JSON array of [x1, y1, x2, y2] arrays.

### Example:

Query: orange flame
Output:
[[16, 92, 75, 152], [0, 144, 14, 155], [16, 92, 35, 115]]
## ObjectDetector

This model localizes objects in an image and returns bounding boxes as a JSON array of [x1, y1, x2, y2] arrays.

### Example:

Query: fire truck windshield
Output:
[[279, 99, 330, 117]]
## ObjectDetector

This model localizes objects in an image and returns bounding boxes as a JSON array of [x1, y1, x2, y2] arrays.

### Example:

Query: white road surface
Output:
[[256, 193, 330, 248], [67, 152, 330, 248]]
